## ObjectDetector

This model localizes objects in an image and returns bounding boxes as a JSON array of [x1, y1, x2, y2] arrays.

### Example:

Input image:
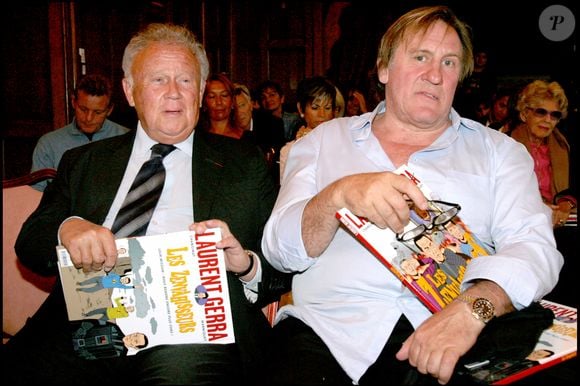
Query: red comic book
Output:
[[336, 165, 492, 313], [460, 299, 576, 385], [335, 166, 576, 384]]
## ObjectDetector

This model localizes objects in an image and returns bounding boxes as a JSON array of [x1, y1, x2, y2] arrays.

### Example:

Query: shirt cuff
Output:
[[57, 216, 85, 245], [239, 251, 262, 304]]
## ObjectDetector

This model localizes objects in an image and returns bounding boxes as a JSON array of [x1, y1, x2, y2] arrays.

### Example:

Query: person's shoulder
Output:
[[461, 116, 505, 138], [94, 129, 134, 146], [461, 118, 532, 164], [254, 110, 284, 127], [194, 131, 269, 175], [316, 115, 361, 134], [461, 118, 489, 138], [37, 122, 75, 142], [195, 129, 261, 156], [283, 111, 301, 121], [65, 130, 134, 157], [103, 119, 131, 134], [459, 116, 486, 131]]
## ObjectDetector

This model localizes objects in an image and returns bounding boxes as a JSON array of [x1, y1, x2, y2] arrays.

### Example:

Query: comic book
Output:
[[335, 165, 492, 313], [459, 299, 577, 385], [56, 229, 235, 359]]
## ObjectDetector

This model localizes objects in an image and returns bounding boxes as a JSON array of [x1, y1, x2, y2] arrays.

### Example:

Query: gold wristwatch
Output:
[[457, 294, 495, 323]]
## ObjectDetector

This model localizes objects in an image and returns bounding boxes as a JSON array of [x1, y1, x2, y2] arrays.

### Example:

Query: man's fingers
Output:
[[191, 219, 232, 237]]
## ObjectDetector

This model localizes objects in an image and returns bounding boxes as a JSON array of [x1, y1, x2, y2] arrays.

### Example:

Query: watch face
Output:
[[473, 298, 495, 322]]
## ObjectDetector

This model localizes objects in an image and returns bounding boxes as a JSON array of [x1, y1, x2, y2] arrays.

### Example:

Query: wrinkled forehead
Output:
[[400, 21, 460, 53], [133, 42, 200, 77]]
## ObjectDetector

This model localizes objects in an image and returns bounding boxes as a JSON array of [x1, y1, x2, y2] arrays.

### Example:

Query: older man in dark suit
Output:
[[6, 23, 290, 385], [234, 83, 286, 182]]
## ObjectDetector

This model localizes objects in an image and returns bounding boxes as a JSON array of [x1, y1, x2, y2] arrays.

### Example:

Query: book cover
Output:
[[56, 229, 235, 359], [460, 299, 577, 385], [336, 165, 492, 313]]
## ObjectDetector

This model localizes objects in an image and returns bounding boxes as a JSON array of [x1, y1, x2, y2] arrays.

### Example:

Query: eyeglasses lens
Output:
[[532, 108, 562, 120], [396, 200, 460, 241], [433, 208, 459, 226]]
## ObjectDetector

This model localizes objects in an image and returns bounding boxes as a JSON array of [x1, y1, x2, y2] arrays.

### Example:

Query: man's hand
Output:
[[335, 172, 428, 233], [302, 171, 428, 257], [396, 280, 513, 385], [396, 300, 484, 384], [190, 219, 255, 278], [351, 90, 368, 113], [59, 218, 118, 273], [549, 202, 573, 228]]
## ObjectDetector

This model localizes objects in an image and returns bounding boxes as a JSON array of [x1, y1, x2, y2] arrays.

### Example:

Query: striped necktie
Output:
[[111, 143, 176, 238]]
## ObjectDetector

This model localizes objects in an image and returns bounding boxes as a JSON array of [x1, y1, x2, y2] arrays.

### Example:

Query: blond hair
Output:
[[516, 80, 569, 120], [376, 6, 474, 83]]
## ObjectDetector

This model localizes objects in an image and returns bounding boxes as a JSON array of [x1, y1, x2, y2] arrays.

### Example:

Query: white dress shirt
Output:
[[102, 123, 193, 233]]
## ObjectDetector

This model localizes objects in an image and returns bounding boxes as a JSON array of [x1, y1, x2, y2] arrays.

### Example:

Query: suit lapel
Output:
[[88, 132, 135, 221], [192, 130, 226, 221]]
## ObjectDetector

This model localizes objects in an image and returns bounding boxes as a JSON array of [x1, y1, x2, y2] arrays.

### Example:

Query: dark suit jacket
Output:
[[242, 111, 286, 183], [242, 110, 286, 154], [15, 128, 291, 379]]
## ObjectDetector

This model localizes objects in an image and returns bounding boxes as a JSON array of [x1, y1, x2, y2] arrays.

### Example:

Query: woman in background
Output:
[[345, 87, 368, 117], [510, 80, 575, 228], [279, 76, 336, 179], [201, 73, 244, 139]]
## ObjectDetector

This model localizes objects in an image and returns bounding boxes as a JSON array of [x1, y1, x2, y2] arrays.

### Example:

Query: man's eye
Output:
[[443, 59, 456, 67]]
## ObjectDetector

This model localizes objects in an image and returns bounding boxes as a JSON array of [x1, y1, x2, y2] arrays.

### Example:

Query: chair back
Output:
[[3, 169, 57, 342]]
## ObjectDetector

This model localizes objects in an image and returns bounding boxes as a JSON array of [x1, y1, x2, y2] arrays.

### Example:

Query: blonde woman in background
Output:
[[510, 80, 575, 228]]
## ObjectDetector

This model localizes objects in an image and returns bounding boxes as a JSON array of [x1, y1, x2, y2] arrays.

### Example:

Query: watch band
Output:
[[457, 294, 495, 323], [457, 293, 477, 304], [232, 250, 255, 277]]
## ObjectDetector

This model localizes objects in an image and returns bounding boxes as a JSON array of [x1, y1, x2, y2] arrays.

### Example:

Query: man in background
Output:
[[30, 73, 129, 191], [234, 82, 285, 181], [257, 80, 301, 141]]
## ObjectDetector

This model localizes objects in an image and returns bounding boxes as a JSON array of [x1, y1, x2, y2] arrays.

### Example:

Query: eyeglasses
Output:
[[527, 107, 563, 121], [396, 200, 461, 242]]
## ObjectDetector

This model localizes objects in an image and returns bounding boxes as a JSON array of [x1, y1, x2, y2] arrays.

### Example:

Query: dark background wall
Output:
[[2, 0, 577, 179], [326, 0, 577, 92]]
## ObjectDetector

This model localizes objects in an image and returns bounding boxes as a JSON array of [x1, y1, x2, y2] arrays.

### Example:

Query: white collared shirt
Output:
[[102, 123, 194, 234]]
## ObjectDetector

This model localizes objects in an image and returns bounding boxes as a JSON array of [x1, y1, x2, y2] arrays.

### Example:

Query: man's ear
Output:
[[106, 103, 115, 117], [377, 65, 389, 84], [199, 80, 206, 107], [122, 78, 135, 107]]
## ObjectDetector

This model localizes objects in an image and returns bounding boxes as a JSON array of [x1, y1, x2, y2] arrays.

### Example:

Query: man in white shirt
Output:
[[262, 6, 562, 386]]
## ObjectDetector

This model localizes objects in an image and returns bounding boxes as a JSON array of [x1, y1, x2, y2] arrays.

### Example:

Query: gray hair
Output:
[[122, 23, 209, 85]]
